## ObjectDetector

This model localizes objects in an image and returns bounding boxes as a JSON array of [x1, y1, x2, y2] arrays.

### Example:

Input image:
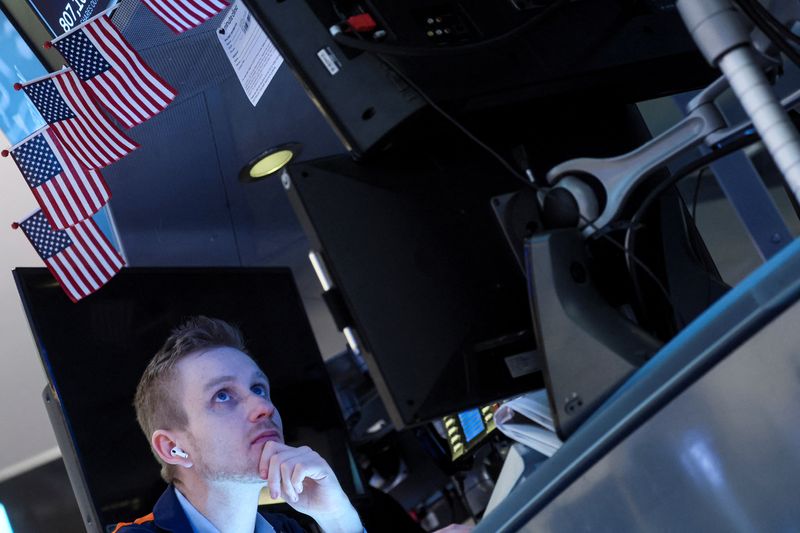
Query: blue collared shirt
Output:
[[174, 488, 276, 533]]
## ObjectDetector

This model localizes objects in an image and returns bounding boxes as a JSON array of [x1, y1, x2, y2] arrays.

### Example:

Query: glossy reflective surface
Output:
[[522, 299, 800, 532]]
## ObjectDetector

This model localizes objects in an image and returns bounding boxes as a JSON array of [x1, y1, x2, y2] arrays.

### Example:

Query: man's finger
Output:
[[259, 441, 292, 468], [280, 461, 299, 502], [259, 441, 297, 478], [266, 449, 305, 499], [290, 461, 308, 494], [289, 454, 328, 493]]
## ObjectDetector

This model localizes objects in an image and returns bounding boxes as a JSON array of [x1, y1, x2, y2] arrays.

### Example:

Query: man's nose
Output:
[[248, 393, 276, 421]]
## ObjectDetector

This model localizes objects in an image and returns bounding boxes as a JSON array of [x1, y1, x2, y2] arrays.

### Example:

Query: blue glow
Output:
[[0, 10, 46, 144], [680, 432, 724, 488], [458, 408, 485, 443], [0, 503, 14, 533], [0, 9, 119, 248]]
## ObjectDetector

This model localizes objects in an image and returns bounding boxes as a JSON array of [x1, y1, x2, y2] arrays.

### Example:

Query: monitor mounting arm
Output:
[[543, 0, 800, 237], [527, 0, 800, 439]]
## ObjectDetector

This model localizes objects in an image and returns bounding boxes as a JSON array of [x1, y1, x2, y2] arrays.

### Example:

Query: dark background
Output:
[[14, 267, 360, 530]]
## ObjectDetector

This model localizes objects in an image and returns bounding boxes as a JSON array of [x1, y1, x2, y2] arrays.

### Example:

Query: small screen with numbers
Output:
[[25, 0, 115, 37]]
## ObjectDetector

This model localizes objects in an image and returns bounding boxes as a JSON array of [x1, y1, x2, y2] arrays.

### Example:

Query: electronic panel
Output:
[[25, 0, 114, 36], [444, 404, 498, 461], [246, 0, 714, 154]]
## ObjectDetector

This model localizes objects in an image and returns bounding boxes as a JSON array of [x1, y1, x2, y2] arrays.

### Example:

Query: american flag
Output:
[[17, 210, 125, 302], [141, 0, 229, 34], [21, 68, 138, 169], [9, 128, 111, 230], [52, 14, 177, 128]]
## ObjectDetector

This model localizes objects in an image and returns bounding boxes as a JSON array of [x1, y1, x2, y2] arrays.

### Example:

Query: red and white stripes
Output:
[[50, 69, 138, 169], [35, 130, 111, 230], [141, 0, 229, 34], [47, 218, 125, 302], [80, 15, 176, 128]]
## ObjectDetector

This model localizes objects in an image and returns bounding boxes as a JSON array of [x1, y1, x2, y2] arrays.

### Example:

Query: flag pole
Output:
[[11, 208, 42, 229], [4, 126, 49, 153], [13, 66, 70, 91]]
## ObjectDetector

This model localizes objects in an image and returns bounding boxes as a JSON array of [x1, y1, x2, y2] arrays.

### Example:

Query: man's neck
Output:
[[176, 478, 265, 533]]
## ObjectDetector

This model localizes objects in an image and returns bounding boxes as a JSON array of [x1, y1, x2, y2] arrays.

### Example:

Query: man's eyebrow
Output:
[[202, 371, 270, 392], [252, 370, 269, 388], [203, 375, 236, 392]]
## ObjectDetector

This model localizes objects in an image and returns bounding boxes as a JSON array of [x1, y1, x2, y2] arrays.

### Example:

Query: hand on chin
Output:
[[257, 441, 363, 532]]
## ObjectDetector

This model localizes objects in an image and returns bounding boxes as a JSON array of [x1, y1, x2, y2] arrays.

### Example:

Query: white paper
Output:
[[485, 444, 526, 516], [217, 0, 283, 106], [495, 389, 563, 457]]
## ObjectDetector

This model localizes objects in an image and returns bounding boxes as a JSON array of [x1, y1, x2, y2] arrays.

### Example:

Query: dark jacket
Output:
[[113, 485, 305, 533]]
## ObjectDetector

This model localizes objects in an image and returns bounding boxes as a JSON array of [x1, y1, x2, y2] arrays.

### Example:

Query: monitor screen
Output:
[[443, 403, 499, 461], [25, 0, 115, 37], [458, 409, 485, 444], [14, 267, 358, 529], [284, 149, 544, 430]]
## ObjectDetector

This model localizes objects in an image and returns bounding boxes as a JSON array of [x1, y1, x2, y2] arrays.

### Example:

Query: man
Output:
[[114, 316, 364, 533]]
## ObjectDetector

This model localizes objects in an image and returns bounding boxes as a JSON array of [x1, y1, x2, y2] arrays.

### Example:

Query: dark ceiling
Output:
[[104, 1, 349, 356]]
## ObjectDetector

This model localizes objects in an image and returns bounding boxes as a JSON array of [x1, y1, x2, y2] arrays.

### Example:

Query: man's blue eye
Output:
[[251, 384, 267, 397], [214, 390, 230, 402]]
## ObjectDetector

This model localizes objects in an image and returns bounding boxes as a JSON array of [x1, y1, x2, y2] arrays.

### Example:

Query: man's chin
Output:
[[198, 463, 266, 485], [207, 471, 266, 485]]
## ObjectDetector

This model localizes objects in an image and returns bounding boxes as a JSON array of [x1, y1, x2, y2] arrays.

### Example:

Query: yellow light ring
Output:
[[239, 143, 302, 182]]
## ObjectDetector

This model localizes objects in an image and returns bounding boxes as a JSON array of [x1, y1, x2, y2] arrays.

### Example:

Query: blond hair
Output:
[[134, 316, 247, 482]]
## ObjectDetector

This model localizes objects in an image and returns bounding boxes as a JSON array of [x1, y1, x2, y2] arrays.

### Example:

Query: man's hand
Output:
[[259, 441, 362, 533]]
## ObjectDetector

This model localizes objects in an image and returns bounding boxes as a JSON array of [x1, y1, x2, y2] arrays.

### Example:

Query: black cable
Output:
[[623, 133, 759, 324], [675, 178, 718, 310], [330, 0, 347, 21], [333, 0, 570, 57], [691, 167, 710, 222], [375, 54, 531, 184], [687, 167, 712, 276], [734, 0, 800, 68], [741, 0, 800, 47], [376, 53, 688, 324], [584, 214, 687, 328]]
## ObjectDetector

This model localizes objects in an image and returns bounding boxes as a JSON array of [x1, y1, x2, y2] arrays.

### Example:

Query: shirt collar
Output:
[[173, 487, 275, 533]]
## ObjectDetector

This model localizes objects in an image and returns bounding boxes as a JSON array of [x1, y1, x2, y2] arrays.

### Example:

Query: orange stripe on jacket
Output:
[[111, 512, 155, 533]]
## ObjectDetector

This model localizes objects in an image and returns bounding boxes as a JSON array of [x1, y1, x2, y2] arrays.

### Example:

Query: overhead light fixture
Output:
[[239, 143, 301, 183]]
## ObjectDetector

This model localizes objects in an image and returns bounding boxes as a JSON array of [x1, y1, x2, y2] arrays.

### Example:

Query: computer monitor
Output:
[[476, 237, 800, 532], [281, 83, 680, 431], [24, 0, 115, 37], [282, 145, 545, 430], [14, 267, 360, 531], [244, 0, 713, 155]]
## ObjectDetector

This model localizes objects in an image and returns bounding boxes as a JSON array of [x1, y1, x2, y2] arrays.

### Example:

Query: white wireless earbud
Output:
[[170, 447, 188, 459]]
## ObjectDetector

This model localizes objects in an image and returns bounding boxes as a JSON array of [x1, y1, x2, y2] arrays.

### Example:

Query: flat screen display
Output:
[[25, 0, 115, 36], [458, 409, 485, 443]]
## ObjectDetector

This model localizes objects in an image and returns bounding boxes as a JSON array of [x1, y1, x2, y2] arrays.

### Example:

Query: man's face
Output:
[[175, 346, 283, 483]]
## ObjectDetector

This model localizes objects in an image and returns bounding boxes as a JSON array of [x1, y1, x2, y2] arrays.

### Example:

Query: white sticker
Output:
[[217, 0, 284, 106], [504, 350, 539, 378], [317, 47, 342, 76]]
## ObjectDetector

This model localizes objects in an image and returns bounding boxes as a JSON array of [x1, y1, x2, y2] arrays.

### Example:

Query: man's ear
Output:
[[152, 430, 193, 468]]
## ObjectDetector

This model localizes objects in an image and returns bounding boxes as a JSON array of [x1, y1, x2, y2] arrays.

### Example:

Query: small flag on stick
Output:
[[14, 210, 125, 302], [17, 68, 138, 169], [51, 14, 177, 128], [4, 128, 110, 230], [140, 0, 229, 34]]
